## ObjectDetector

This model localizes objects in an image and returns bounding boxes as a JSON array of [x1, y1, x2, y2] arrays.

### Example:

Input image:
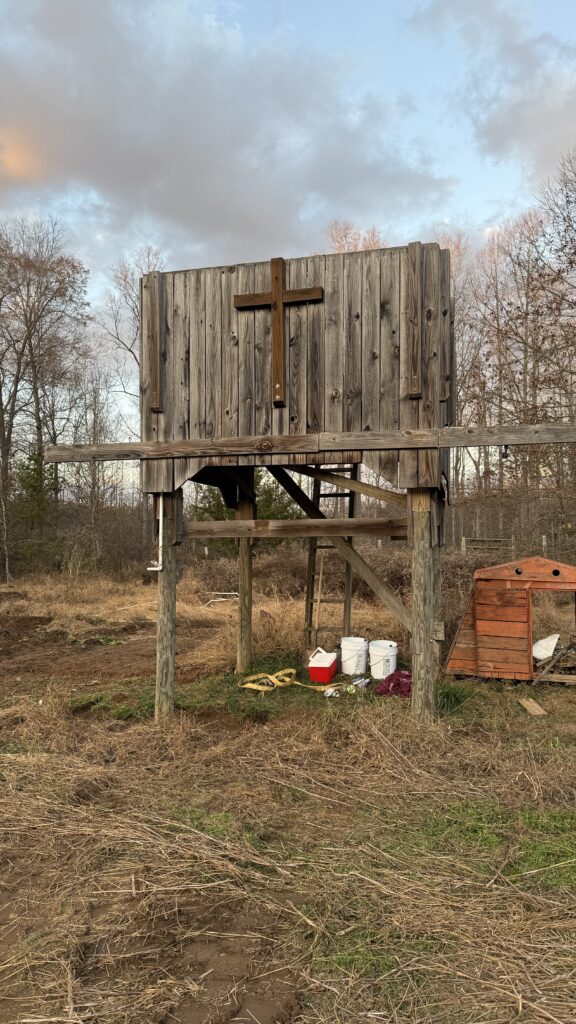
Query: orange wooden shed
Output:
[[446, 556, 576, 681]]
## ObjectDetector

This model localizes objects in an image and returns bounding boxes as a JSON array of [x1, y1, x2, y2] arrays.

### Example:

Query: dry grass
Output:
[[2, 566, 576, 1022], [1, 681, 576, 1023]]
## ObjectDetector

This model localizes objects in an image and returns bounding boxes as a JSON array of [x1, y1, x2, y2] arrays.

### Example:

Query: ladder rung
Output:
[[316, 543, 337, 550], [314, 597, 342, 605]]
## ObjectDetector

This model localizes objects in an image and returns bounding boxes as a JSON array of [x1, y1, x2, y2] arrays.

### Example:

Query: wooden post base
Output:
[[154, 491, 182, 721], [410, 490, 440, 724], [236, 469, 255, 674]]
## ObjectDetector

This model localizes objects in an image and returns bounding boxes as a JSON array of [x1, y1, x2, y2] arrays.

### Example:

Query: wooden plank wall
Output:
[[474, 583, 532, 680], [141, 245, 450, 491], [447, 583, 533, 681]]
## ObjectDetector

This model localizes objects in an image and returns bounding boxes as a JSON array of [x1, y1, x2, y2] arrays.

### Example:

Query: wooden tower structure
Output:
[[42, 238, 576, 720]]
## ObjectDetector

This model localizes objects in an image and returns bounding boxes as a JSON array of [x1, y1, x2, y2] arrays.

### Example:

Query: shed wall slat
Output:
[[344, 251, 363, 433]]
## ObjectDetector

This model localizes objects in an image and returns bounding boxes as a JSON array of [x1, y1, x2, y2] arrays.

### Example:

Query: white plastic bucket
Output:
[[341, 636, 368, 675], [369, 640, 398, 679]]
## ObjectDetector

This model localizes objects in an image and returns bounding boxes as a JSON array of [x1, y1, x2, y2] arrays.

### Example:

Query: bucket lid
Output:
[[369, 639, 398, 649], [342, 636, 367, 645]]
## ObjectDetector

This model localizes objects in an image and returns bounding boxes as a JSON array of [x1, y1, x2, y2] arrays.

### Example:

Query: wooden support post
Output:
[[154, 495, 175, 720], [410, 489, 440, 724], [236, 469, 255, 673], [155, 493, 177, 722]]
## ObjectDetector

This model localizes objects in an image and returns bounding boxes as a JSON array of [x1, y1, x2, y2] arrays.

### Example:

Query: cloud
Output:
[[0, 0, 453, 276], [411, 0, 576, 182]]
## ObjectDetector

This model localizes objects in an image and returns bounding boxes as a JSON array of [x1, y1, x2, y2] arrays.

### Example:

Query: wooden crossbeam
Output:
[[269, 468, 413, 632], [45, 425, 572, 463], [45, 422, 576, 465], [296, 466, 407, 508], [185, 516, 406, 539]]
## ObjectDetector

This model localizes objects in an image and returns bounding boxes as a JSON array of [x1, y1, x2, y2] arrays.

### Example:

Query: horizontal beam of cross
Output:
[[45, 422, 576, 464]]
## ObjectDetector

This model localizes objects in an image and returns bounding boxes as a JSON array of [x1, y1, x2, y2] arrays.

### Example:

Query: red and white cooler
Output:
[[307, 647, 338, 684]]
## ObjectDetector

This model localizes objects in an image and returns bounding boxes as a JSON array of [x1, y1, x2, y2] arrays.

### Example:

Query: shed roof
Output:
[[474, 556, 576, 584]]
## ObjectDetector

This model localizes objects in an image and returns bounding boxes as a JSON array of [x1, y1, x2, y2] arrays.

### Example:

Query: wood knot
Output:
[[258, 439, 273, 451], [330, 389, 341, 401]]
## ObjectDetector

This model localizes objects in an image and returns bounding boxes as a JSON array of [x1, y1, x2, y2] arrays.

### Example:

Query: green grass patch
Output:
[[436, 680, 475, 716], [419, 800, 509, 854], [413, 800, 576, 889]]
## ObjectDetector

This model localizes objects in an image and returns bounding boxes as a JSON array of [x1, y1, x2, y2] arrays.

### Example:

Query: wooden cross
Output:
[[234, 256, 323, 408]]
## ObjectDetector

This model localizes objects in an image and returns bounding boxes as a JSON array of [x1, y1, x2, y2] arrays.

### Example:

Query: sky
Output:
[[1, 0, 576, 300]]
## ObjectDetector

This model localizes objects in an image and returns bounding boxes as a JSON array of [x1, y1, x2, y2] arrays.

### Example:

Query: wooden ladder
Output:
[[304, 465, 358, 649]]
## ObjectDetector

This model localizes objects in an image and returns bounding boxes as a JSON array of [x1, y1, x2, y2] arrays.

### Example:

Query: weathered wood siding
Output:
[[139, 244, 453, 492]]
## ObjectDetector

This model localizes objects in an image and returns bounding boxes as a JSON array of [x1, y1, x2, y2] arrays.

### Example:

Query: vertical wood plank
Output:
[[172, 272, 190, 488], [361, 249, 380, 475], [204, 267, 222, 469], [237, 263, 255, 466], [141, 272, 172, 491], [271, 262, 289, 459], [324, 253, 344, 434], [147, 270, 164, 414], [306, 255, 325, 434], [254, 260, 272, 463], [344, 251, 363, 432], [379, 248, 401, 484], [439, 249, 452, 497], [271, 257, 287, 408], [399, 245, 420, 488], [439, 249, 451, 403], [288, 256, 308, 437], [418, 244, 441, 487], [187, 269, 206, 481], [221, 264, 239, 466]]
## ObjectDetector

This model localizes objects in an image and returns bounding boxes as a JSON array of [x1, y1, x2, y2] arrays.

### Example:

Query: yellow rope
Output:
[[238, 668, 337, 694]]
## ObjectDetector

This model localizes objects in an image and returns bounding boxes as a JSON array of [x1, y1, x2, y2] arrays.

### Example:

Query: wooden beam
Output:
[[236, 469, 254, 674], [185, 516, 407, 539], [410, 489, 439, 724], [296, 466, 407, 508], [233, 287, 323, 310], [156, 496, 176, 721], [45, 422, 576, 464], [269, 468, 412, 632]]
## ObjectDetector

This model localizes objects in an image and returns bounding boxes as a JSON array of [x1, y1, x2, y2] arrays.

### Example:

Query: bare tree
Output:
[[0, 215, 88, 576], [100, 244, 166, 402], [328, 220, 385, 252]]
